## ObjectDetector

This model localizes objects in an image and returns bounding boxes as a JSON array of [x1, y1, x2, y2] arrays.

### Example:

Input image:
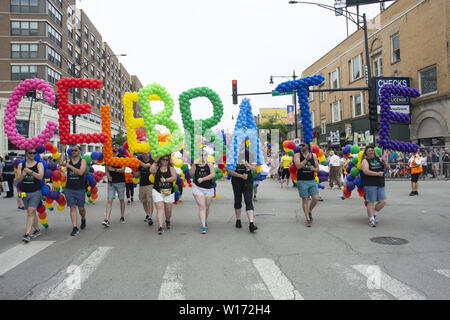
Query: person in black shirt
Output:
[[443, 148, 449, 179], [135, 152, 155, 225], [102, 143, 127, 227], [61, 145, 87, 236], [227, 150, 258, 233], [150, 155, 177, 235], [190, 149, 216, 234], [361, 145, 390, 227], [16, 148, 44, 243], [1, 155, 15, 198]]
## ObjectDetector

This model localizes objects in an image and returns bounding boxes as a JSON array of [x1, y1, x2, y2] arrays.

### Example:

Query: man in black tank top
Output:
[[135, 152, 155, 225], [294, 142, 320, 227], [61, 145, 87, 236], [103, 143, 127, 227]]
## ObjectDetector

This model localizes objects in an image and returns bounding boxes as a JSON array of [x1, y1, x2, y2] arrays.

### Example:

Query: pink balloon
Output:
[[4, 78, 57, 150]]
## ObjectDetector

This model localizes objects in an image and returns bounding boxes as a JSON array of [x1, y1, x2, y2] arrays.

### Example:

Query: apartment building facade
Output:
[[301, 0, 449, 149], [0, 0, 143, 154]]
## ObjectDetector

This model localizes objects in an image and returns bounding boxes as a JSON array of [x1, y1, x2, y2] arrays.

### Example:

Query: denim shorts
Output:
[[298, 179, 319, 198], [65, 188, 86, 208], [108, 182, 126, 200], [23, 191, 42, 209], [364, 186, 387, 203]]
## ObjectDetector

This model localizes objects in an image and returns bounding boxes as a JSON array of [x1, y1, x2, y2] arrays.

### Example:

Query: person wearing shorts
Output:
[[361, 145, 390, 227], [135, 152, 154, 225], [61, 145, 87, 236], [190, 149, 216, 234], [16, 148, 44, 243], [150, 155, 177, 235], [294, 143, 320, 227], [280, 153, 292, 188], [103, 144, 126, 227], [408, 152, 423, 196]]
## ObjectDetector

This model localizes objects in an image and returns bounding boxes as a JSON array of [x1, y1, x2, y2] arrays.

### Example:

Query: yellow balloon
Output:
[[45, 203, 52, 209], [315, 176, 319, 182], [318, 156, 326, 162], [52, 152, 60, 159], [40, 218, 48, 225], [57, 205, 65, 211], [133, 178, 139, 184], [358, 151, 364, 159], [207, 155, 215, 163], [256, 165, 262, 173], [357, 163, 362, 171], [149, 174, 155, 184], [173, 159, 183, 168], [21, 192, 27, 198], [53, 181, 61, 188]]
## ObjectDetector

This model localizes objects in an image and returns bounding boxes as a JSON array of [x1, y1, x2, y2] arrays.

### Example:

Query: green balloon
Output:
[[173, 185, 179, 193], [83, 155, 92, 164], [288, 150, 294, 156], [350, 167, 360, 177], [352, 156, 359, 165], [350, 145, 360, 154], [181, 164, 189, 172], [252, 172, 258, 178], [374, 147, 382, 156]]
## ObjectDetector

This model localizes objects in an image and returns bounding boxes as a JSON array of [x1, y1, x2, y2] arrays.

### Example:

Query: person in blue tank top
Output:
[[15, 148, 44, 243]]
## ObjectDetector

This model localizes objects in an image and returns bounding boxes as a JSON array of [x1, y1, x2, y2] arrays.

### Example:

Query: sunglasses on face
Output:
[[300, 144, 306, 147], [27, 152, 36, 155], [161, 158, 169, 161], [72, 149, 80, 152]]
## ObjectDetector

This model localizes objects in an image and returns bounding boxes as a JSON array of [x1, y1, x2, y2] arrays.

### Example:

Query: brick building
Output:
[[0, 0, 143, 154], [300, 0, 449, 149]]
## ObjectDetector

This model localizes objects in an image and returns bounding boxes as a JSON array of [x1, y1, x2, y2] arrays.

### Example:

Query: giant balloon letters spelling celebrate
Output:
[[275, 75, 325, 143], [226, 98, 264, 171], [179, 87, 226, 163], [378, 84, 421, 153]]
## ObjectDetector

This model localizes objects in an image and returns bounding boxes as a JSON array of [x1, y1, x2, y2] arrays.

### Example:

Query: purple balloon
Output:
[[44, 169, 53, 179], [49, 190, 59, 200], [118, 147, 126, 155], [36, 145, 46, 154], [48, 162, 57, 171]]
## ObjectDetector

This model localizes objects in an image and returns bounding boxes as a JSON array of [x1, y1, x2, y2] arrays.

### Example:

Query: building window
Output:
[[373, 55, 383, 77], [11, 21, 39, 36], [419, 65, 437, 95], [47, 24, 62, 47], [311, 111, 315, 128], [350, 54, 363, 82], [47, 67, 61, 84], [83, 58, 88, 68], [90, 65, 95, 76], [11, 0, 39, 13], [308, 88, 314, 102], [67, 23, 73, 38], [67, 42, 73, 57], [91, 95, 95, 106], [91, 34, 95, 46], [96, 98, 100, 108], [75, 33, 81, 47], [321, 118, 326, 135], [84, 41, 89, 54], [90, 48, 95, 61], [11, 43, 38, 59], [47, 45, 62, 68], [55, 0, 62, 8], [83, 90, 88, 102], [97, 70, 100, 79], [67, 61, 73, 76], [330, 68, 340, 89], [331, 101, 342, 123], [352, 92, 365, 117], [84, 26, 89, 38], [11, 65, 37, 80], [391, 33, 400, 63], [75, 51, 81, 64], [47, 1, 62, 27]]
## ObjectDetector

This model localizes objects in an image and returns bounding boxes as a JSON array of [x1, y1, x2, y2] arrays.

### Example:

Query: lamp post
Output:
[[270, 70, 299, 138], [288, 1, 374, 141], [69, 53, 126, 134]]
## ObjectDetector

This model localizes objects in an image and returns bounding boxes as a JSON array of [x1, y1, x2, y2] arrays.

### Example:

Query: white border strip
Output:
[[158, 261, 185, 300]]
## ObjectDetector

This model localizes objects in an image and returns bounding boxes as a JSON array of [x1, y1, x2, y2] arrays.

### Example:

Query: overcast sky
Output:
[[79, 0, 391, 131]]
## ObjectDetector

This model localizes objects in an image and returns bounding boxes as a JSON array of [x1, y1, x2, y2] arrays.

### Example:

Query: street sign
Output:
[[375, 77, 411, 115], [272, 90, 293, 97]]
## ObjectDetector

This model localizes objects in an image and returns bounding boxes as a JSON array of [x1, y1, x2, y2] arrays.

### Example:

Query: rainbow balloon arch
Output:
[[4, 76, 422, 223]]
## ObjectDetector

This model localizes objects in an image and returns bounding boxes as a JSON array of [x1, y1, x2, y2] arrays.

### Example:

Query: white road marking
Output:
[[158, 261, 185, 300], [434, 269, 450, 279], [29, 246, 112, 300], [252, 258, 304, 300], [0, 241, 55, 276], [330, 263, 390, 300], [234, 257, 272, 299], [353, 265, 426, 300]]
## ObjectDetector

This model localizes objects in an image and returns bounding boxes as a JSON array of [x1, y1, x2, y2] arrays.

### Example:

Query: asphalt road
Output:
[[0, 178, 449, 300]]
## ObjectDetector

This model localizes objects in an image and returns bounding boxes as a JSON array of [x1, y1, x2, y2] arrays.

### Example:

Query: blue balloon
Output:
[[91, 152, 99, 160], [41, 185, 50, 196], [34, 154, 41, 162], [347, 174, 355, 182]]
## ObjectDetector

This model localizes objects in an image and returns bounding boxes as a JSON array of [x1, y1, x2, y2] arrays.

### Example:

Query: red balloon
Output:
[[52, 170, 61, 181], [45, 142, 54, 151], [311, 145, 320, 154], [289, 165, 297, 175], [287, 141, 296, 150]]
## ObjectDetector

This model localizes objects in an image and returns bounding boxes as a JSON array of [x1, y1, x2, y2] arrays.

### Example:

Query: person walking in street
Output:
[[279, 152, 292, 188], [408, 151, 423, 196], [1, 155, 16, 198], [15, 148, 44, 242], [294, 142, 320, 227], [60, 145, 87, 236], [190, 149, 216, 234], [125, 169, 135, 204], [102, 143, 127, 227], [431, 148, 440, 179], [150, 155, 177, 235], [443, 148, 450, 179], [328, 151, 342, 189], [227, 150, 258, 233], [361, 145, 390, 227], [135, 152, 155, 225], [421, 151, 428, 180]]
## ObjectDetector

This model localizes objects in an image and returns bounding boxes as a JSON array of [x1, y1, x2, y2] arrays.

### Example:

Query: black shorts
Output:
[[411, 173, 421, 182], [281, 168, 290, 179]]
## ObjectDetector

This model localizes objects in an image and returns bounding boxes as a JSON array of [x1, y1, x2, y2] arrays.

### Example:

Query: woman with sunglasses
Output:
[[15, 148, 44, 242], [150, 155, 177, 235], [361, 145, 389, 227], [60, 145, 87, 236], [190, 149, 216, 234]]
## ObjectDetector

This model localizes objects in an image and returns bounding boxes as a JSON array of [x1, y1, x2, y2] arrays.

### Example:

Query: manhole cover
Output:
[[370, 237, 408, 245]]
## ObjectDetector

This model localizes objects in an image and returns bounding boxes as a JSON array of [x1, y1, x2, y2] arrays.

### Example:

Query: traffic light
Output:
[[232, 80, 238, 105]]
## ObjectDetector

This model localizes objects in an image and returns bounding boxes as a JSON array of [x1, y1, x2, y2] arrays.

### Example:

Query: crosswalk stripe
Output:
[[0, 241, 55, 276], [252, 258, 304, 300], [434, 269, 450, 279], [29, 246, 112, 300], [158, 261, 185, 300], [353, 265, 426, 300]]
